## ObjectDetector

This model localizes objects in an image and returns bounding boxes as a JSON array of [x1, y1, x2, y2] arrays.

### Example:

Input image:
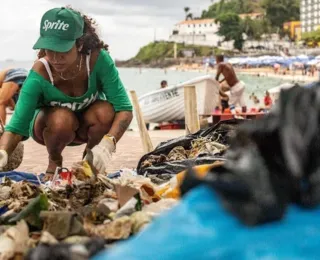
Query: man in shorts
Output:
[[215, 55, 246, 114]]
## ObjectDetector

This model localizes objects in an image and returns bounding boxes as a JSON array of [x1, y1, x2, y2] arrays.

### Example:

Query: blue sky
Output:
[[0, 0, 212, 61]]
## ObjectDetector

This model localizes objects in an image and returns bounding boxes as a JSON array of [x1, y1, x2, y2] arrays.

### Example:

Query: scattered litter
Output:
[[0, 120, 242, 259]]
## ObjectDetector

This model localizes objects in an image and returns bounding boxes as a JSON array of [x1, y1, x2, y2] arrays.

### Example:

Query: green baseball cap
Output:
[[33, 7, 84, 52]]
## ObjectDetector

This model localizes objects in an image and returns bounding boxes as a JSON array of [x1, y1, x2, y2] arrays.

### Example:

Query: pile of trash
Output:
[[0, 120, 244, 259], [138, 119, 241, 177], [0, 164, 178, 259]]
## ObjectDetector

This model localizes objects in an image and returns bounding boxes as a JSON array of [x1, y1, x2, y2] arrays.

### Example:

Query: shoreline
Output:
[[167, 65, 317, 83]]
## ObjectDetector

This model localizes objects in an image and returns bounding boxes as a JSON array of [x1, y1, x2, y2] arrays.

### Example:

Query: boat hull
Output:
[[138, 75, 220, 123]]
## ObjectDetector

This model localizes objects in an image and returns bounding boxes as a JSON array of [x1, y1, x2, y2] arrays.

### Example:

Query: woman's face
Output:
[[45, 44, 78, 72]]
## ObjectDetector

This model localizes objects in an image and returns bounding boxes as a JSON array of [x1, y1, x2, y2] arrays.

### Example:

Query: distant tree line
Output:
[[184, 0, 300, 50]]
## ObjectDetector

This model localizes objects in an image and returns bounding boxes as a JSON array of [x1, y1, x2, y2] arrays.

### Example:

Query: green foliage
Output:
[[132, 41, 232, 62], [201, 0, 259, 19], [216, 12, 245, 50], [134, 41, 175, 63], [184, 6, 193, 21], [262, 0, 300, 29], [302, 30, 320, 43], [242, 17, 272, 40], [200, 0, 299, 48]]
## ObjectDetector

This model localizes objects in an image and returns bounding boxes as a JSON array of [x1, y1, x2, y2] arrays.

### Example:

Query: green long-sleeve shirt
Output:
[[5, 49, 132, 138]]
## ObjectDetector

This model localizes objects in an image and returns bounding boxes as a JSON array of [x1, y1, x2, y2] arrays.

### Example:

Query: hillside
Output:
[[116, 41, 235, 68], [201, 0, 263, 19]]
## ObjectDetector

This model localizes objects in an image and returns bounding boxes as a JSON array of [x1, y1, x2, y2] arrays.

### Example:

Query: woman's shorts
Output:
[[29, 108, 84, 147]]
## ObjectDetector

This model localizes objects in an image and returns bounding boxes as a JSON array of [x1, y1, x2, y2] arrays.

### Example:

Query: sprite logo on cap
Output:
[[33, 7, 84, 52], [42, 19, 70, 31]]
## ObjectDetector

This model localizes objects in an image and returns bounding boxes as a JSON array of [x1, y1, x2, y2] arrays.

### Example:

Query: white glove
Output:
[[85, 136, 116, 173], [0, 150, 8, 170]]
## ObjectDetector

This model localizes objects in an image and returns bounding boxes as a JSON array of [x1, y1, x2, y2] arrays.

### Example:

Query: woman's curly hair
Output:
[[37, 6, 108, 59]]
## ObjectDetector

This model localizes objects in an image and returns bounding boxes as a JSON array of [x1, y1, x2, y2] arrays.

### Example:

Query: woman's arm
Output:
[[97, 50, 133, 142], [0, 132, 22, 155], [0, 71, 42, 156], [108, 111, 133, 142]]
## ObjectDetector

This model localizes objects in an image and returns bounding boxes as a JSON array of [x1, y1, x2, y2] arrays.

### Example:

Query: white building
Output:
[[169, 19, 223, 47], [301, 0, 320, 33]]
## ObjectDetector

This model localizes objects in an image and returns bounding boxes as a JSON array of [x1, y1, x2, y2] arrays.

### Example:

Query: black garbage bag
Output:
[[25, 238, 105, 260], [180, 84, 320, 226], [236, 84, 320, 207], [180, 134, 288, 226], [137, 119, 244, 176]]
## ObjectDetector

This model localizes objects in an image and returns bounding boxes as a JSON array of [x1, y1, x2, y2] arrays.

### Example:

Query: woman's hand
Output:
[[84, 136, 115, 173]]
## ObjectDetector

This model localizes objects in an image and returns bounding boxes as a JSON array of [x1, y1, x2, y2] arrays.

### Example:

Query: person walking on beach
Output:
[[215, 54, 246, 113], [0, 68, 28, 124], [0, 7, 133, 180]]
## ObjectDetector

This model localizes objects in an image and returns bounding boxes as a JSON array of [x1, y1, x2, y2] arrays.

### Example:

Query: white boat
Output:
[[138, 75, 220, 123]]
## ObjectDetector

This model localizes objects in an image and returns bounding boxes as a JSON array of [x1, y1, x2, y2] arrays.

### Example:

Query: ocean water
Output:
[[117, 68, 289, 100], [0, 61, 288, 100], [1, 61, 289, 129]]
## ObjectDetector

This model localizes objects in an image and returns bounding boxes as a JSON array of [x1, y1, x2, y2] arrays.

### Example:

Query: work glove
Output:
[[84, 135, 116, 174], [0, 150, 8, 170]]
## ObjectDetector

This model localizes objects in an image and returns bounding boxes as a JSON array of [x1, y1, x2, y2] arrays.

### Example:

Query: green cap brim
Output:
[[33, 36, 75, 52]]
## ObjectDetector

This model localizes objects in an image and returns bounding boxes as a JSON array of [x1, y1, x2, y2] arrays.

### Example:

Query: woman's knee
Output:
[[84, 101, 115, 127], [34, 107, 79, 137], [45, 107, 79, 133]]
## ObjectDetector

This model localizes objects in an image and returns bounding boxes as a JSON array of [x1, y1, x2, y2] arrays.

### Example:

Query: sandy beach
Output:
[[170, 64, 318, 83], [16, 129, 185, 174]]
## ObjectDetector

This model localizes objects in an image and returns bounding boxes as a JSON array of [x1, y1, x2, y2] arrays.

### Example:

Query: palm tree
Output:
[[186, 13, 193, 20], [184, 7, 190, 20]]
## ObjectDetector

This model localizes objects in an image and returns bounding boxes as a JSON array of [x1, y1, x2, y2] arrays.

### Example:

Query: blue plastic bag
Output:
[[93, 186, 320, 260], [0, 171, 44, 185]]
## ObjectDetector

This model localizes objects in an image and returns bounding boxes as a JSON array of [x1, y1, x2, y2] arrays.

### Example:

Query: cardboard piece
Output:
[[114, 184, 139, 208]]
